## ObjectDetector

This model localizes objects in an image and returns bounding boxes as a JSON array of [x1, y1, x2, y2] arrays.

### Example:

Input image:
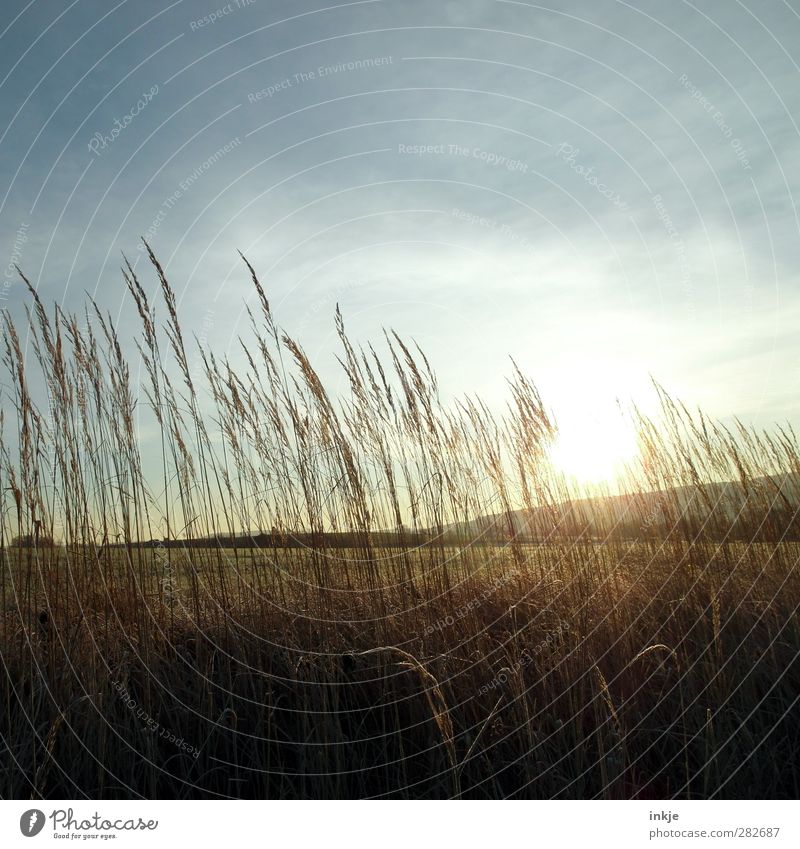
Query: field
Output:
[[1, 250, 798, 798]]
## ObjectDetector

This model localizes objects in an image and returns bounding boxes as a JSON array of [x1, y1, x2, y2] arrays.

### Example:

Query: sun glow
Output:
[[548, 408, 639, 486]]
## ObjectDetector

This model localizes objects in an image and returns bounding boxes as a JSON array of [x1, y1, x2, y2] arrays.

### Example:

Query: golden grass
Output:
[[0, 248, 798, 798]]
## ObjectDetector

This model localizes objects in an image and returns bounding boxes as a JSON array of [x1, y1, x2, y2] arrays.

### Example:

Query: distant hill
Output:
[[440, 472, 800, 543], [128, 473, 800, 548]]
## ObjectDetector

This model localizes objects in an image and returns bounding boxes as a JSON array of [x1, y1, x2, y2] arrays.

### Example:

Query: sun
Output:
[[548, 408, 639, 486]]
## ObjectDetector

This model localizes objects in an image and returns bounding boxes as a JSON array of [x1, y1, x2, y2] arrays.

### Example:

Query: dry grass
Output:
[[0, 248, 798, 798]]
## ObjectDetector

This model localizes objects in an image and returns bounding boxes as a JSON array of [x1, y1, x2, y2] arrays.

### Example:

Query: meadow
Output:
[[1, 247, 798, 798]]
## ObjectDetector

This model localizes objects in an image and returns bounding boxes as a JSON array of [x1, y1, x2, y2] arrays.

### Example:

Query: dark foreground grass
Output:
[[2, 540, 798, 798]]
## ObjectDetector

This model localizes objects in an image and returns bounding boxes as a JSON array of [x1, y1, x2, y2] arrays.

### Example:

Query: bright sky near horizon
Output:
[[1, 0, 799, 450]]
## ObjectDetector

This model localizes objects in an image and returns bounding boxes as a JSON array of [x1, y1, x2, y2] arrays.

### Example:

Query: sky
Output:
[[1, 0, 799, 437]]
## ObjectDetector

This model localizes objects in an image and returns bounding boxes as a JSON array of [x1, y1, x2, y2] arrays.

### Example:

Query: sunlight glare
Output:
[[548, 407, 639, 486]]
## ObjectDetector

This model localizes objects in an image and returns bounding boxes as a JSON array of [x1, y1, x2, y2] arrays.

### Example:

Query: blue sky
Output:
[[1, 0, 799, 432]]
